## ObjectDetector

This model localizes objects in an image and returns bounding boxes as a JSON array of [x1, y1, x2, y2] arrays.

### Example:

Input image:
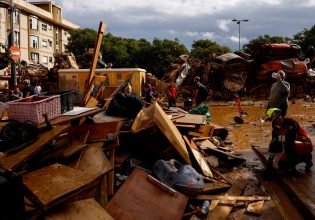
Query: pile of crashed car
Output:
[[161, 43, 314, 100]]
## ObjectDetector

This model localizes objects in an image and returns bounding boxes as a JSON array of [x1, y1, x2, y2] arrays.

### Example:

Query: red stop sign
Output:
[[9, 45, 20, 61]]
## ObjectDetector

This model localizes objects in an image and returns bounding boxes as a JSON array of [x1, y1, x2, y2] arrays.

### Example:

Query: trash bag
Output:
[[106, 93, 144, 119], [0, 121, 40, 154], [153, 159, 204, 197], [189, 103, 211, 124], [189, 103, 208, 115]]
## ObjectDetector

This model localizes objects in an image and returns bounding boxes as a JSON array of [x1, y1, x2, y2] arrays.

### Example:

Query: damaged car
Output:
[[253, 43, 308, 80], [206, 53, 253, 93]]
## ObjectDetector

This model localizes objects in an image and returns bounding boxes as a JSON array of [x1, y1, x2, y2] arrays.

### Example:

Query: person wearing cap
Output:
[[144, 73, 154, 104], [268, 70, 290, 117], [266, 108, 313, 173], [193, 76, 208, 106], [21, 79, 35, 98]]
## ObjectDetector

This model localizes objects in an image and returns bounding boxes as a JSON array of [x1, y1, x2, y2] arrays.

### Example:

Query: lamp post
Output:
[[0, 0, 16, 89], [232, 18, 249, 51]]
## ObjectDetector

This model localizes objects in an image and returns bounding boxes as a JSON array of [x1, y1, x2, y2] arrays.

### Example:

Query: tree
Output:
[[149, 38, 189, 78], [190, 39, 231, 60], [243, 35, 288, 54], [293, 25, 315, 52], [66, 28, 98, 56]]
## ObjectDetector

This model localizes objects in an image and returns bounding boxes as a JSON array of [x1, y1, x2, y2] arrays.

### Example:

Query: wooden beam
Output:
[[88, 21, 106, 85], [183, 135, 213, 177], [207, 179, 246, 220], [81, 21, 106, 105], [194, 195, 270, 201]]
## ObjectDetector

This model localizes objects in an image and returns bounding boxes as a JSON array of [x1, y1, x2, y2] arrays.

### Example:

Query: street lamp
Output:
[[0, 0, 16, 89], [232, 18, 249, 51]]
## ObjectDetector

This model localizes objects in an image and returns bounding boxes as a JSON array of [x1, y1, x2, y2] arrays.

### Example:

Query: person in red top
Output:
[[167, 81, 177, 107], [266, 108, 313, 172]]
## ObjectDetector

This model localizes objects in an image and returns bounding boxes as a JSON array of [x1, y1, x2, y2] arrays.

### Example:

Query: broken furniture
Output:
[[22, 163, 100, 211], [105, 168, 188, 220]]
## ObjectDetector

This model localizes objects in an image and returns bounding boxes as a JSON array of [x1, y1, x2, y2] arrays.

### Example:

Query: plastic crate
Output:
[[45, 91, 73, 114], [7, 95, 61, 124]]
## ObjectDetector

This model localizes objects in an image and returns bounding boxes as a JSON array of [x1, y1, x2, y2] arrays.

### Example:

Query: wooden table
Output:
[[37, 107, 103, 129]]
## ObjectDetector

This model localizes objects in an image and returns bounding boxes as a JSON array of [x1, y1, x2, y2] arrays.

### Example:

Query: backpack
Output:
[[0, 121, 40, 154]]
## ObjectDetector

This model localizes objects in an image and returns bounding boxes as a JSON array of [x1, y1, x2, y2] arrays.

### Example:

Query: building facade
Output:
[[0, 0, 79, 68]]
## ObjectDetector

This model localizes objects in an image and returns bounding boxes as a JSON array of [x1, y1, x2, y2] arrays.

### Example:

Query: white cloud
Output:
[[185, 31, 200, 37], [60, 0, 315, 50], [217, 20, 230, 32]]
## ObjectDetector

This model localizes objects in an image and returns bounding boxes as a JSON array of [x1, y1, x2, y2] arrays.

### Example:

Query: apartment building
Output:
[[0, 0, 79, 68]]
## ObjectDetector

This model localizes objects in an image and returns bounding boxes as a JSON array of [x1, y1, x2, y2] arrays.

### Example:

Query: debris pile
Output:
[[19, 62, 49, 82], [0, 98, 274, 219]]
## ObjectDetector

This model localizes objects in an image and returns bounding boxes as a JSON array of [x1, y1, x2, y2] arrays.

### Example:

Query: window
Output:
[[48, 40, 52, 47], [14, 31, 19, 45], [49, 57, 53, 63], [42, 40, 48, 48], [30, 35, 39, 48], [31, 52, 39, 63], [42, 56, 48, 64], [48, 25, 52, 30], [55, 28, 59, 45], [13, 10, 19, 24], [64, 31, 68, 36], [30, 16, 38, 30], [42, 23, 47, 31]]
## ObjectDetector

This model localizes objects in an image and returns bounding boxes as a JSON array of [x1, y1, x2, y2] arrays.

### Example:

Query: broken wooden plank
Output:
[[69, 121, 122, 143], [175, 124, 196, 129], [1, 125, 70, 170], [246, 200, 265, 215], [132, 102, 191, 164], [63, 131, 90, 158], [194, 195, 270, 201], [174, 114, 205, 125], [107, 148, 115, 195], [23, 163, 98, 211], [183, 135, 213, 177], [105, 168, 188, 220], [207, 178, 246, 220], [45, 198, 113, 220], [201, 182, 231, 194], [76, 145, 113, 177]]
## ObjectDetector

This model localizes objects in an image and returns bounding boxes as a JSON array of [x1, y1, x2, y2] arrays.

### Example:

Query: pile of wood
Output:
[[19, 63, 49, 82], [0, 100, 272, 220], [53, 52, 79, 70]]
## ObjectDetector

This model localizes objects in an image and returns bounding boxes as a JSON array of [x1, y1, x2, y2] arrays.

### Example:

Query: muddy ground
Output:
[[206, 100, 315, 219]]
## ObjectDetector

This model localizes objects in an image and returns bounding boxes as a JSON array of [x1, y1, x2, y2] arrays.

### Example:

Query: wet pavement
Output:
[[209, 100, 315, 150]]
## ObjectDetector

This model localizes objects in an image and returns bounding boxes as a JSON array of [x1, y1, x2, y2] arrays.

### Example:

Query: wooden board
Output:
[[69, 121, 122, 143], [201, 182, 231, 194], [105, 168, 188, 220], [207, 179, 246, 220], [183, 136, 213, 177], [37, 108, 103, 128], [45, 198, 113, 220], [132, 102, 191, 164], [174, 114, 205, 125], [23, 163, 97, 210], [1, 125, 70, 170], [194, 195, 270, 201]]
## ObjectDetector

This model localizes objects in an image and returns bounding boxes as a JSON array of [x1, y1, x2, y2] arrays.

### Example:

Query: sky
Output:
[[59, 0, 315, 51]]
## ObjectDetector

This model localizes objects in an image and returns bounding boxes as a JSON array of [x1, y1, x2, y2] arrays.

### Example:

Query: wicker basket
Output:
[[7, 95, 61, 124]]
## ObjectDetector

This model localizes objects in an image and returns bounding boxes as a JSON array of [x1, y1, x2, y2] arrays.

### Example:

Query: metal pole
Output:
[[9, 0, 16, 90], [238, 22, 241, 51]]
